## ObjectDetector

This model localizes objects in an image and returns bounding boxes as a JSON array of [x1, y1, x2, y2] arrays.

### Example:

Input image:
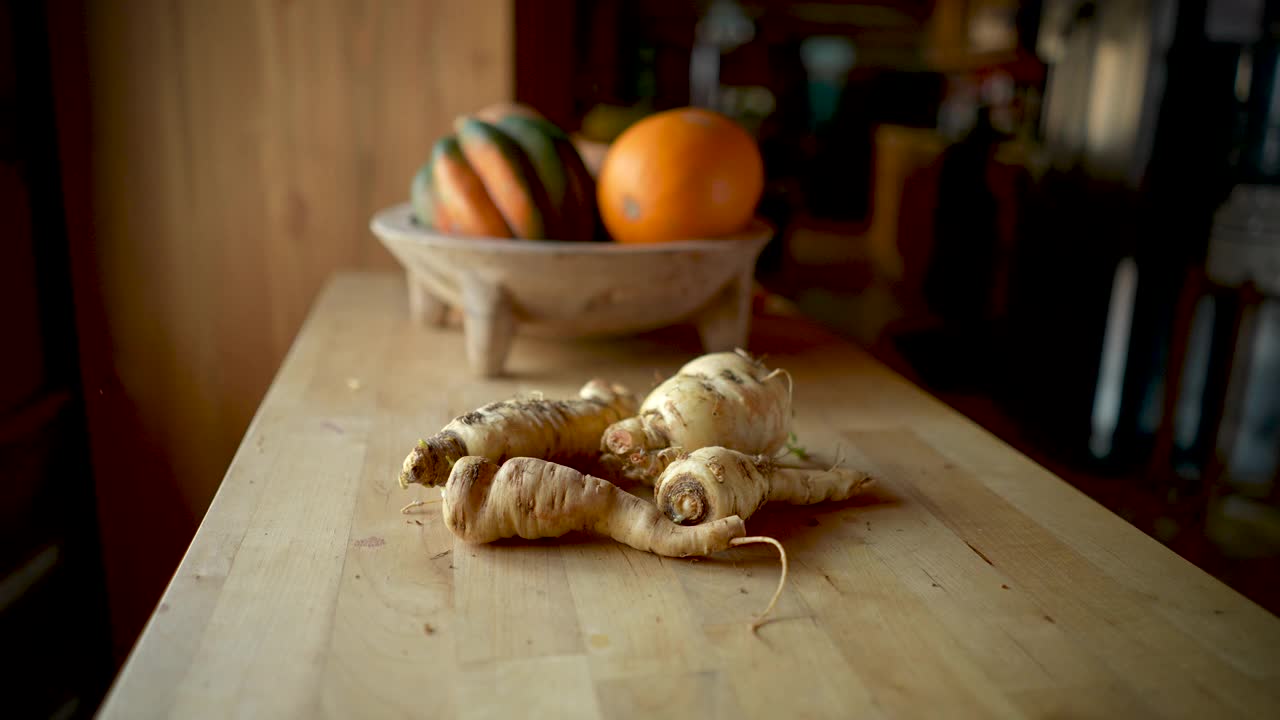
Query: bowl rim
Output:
[[371, 203, 772, 254]]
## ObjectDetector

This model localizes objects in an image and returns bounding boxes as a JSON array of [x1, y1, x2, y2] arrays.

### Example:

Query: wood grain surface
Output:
[[62, 0, 511, 654], [99, 273, 1280, 719]]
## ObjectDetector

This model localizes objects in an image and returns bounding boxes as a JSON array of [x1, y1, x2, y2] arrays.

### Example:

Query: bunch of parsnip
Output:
[[398, 350, 872, 628]]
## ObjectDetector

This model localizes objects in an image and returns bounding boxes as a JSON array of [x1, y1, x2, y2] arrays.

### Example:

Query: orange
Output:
[[597, 108, 763, 244]]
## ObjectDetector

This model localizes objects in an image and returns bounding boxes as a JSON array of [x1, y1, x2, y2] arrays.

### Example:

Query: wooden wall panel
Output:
[[64, 0, 512, 657]]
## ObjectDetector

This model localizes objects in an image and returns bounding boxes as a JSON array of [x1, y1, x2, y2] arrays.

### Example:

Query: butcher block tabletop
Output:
[[100, 272, 1280, 719]]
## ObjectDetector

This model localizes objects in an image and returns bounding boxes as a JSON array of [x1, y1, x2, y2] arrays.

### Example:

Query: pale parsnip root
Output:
[[602, 350, 792, 482], [441, 456, 746, 557], [654, 446, 874, 525], [440, 455, 787, 627], [400, 379, 637, 488]]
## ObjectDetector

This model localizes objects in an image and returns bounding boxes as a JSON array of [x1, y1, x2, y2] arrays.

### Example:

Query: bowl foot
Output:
[[696, 265, 753, 352], [461, 274, 516, 377], [408, 276, 449, 327]]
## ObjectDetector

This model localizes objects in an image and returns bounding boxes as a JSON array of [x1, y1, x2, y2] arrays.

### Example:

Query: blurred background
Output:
[[3, 0, 1279, 716]]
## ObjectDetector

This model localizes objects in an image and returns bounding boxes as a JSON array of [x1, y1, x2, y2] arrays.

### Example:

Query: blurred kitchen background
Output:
[[4, 0, 1279, 716]]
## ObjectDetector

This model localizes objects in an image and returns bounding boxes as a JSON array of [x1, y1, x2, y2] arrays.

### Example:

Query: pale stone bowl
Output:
[[371, 203, 771, 376]]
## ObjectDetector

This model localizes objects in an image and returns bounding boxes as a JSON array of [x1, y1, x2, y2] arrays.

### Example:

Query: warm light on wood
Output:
[[96, 273, 1280, 718]]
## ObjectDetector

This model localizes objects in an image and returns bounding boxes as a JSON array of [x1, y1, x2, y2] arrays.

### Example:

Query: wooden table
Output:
[[99, 273, 1280, 719]]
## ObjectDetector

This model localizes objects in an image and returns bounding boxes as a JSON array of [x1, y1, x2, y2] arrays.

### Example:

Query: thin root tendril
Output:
[[729, 535, 788, 633], [400, 499, 439, 514]]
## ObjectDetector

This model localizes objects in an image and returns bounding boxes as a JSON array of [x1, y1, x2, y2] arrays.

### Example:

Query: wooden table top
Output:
[[99, 272, 1280, 719]]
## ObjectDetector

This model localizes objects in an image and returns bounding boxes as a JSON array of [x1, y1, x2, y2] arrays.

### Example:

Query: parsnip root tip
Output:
[[729, 535, 788, 632], [401, 499, 438, 514]]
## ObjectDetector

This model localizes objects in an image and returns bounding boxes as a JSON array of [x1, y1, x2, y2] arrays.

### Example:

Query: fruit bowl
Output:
[[371, 203, 772, 376]]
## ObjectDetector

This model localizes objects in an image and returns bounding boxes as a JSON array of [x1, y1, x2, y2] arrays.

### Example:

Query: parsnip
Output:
[[400, 380, 636, 488], [440, 455, 789, 629], [654, 446, 873, 525], [441, 455, 745, 557], [602, 351, 791, 480]]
